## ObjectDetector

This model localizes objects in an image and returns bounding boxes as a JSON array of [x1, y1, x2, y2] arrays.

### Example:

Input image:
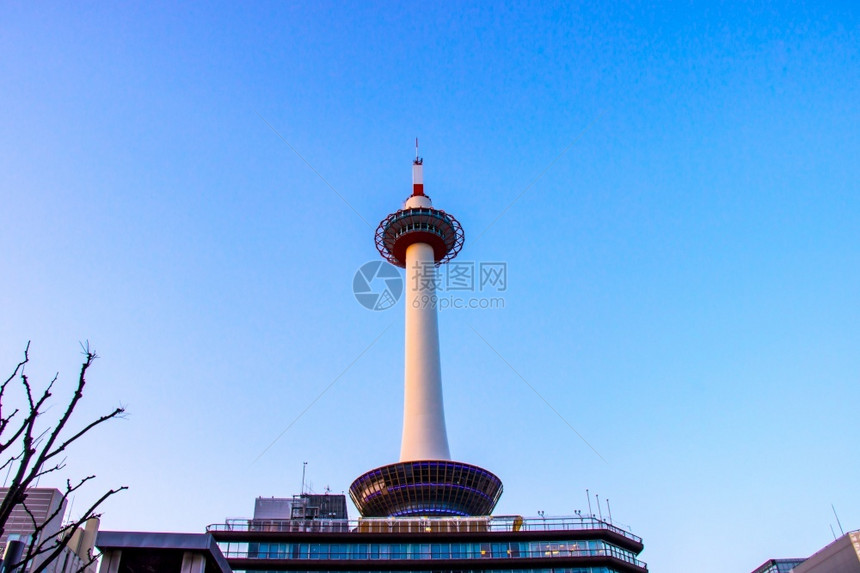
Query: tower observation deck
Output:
[[350, 147, 503, 517]]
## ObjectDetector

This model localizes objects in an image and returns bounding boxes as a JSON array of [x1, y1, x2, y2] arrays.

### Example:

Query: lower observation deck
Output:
[[349, 461, 503, 517]]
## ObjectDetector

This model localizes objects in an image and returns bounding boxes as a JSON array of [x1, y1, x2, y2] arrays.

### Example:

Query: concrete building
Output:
[[0, 487, 97, 573], [96, 532, 230, 573], [1, 488, 65, 556], [252, 494, 349, 522], [210, 492, 646, 572], [751, 531, 860, 573], [793, 531, 860, 573], [794, 530, 860, 573]]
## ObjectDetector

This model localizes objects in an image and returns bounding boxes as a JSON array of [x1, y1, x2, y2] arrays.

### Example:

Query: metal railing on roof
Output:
[[206, 515, 641, 543]]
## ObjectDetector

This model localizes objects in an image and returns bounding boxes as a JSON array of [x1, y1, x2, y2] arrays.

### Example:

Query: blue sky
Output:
[[1, 2, 858, 571]]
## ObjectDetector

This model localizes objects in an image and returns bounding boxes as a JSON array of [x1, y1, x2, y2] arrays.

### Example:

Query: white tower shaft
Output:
[[400, 240, 451, 461]]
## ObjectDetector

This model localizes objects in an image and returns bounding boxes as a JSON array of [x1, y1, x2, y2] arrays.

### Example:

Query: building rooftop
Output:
[[96, 531, 231, 573]]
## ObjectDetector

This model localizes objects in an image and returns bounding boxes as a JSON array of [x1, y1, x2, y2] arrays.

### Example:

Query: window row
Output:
[[234, 568, 623, 573], [218, 539, 639, 565]]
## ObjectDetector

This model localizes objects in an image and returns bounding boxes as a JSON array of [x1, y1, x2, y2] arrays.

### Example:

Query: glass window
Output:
[[431, 542, 446, 559]]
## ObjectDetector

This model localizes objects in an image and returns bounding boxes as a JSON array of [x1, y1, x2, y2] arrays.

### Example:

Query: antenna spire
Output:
[[414, 138, 422, 165], [411, 140, 424, 196]]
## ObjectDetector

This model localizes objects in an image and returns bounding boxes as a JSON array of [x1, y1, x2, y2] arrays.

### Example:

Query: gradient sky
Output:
[[1, 2, 858, 571]]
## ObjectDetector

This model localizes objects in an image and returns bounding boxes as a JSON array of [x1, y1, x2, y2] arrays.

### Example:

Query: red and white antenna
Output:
[[412, 138, 424, 196]]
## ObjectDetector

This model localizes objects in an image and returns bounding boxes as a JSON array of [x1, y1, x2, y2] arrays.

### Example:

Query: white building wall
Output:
[[794, 531, 860, 573]]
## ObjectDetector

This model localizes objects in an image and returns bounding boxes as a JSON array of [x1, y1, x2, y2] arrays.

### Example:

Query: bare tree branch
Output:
[[28, 485, 128, 573], [0, 342, 127, 573], [41, 407, 125, 465], [1, 341, 30, 395]]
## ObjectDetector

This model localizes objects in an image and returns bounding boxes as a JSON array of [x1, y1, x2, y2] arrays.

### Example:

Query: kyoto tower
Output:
[[349, 144, 503, 517]]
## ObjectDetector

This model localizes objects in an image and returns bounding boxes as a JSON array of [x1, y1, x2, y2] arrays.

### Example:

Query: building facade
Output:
[[0, 487, 97, 573], [209, 494, 646, 573], [750, 531, 860, 573]]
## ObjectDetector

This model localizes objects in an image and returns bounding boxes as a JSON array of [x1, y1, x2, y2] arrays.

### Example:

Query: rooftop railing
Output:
[[207, 515, 642, 544]]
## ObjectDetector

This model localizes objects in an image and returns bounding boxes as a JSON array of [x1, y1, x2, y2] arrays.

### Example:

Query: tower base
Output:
[[349, 460, 503, 517]]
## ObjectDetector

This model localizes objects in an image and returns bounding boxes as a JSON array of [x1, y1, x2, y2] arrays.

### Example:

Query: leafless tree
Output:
[[0, 342, 127, 572]]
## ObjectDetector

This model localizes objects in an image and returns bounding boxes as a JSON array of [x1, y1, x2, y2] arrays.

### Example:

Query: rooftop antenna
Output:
[[410, 139, 425, 196], [301, 461, 307, 495], [832, 504, 845, 535], [830, 524, 838, 540], [586, 489, 593, 518], [606, 498, 613, 524], [596, 493, 603, 521]]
